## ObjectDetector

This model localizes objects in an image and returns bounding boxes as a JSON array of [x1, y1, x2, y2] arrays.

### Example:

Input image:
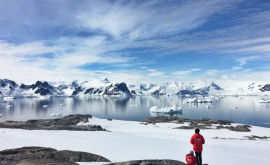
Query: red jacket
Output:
[[190, 133, 205, 152], [186, 154, 196, 165]]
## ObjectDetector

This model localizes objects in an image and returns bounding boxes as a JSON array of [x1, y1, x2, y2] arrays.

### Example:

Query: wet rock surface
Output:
[[0, 114, 106, 131], [0, 146, 110, 165], [107, 159, 186, 165], [143, 116, 251, 132]]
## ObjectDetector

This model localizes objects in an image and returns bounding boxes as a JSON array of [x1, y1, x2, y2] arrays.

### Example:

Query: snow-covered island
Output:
[[0, 114, 269, 165]]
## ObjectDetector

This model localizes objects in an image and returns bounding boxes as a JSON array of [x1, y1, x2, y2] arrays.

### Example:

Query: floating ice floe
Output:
[[3, 97, 14, 100], [43, 105, 49, 108], [183, 98, 197, 103], [196, 97, 212, 103], [6, 105, 13, 109], [150, 105, 182, 114], [60, 104, 65, 106], [258, 100, 270, 103], [0, 114, 3, 117], [206, 105, 213, 109], [230, 106, 238, 109], [183, 97, 212, 104], [51, 113, 62, 117]]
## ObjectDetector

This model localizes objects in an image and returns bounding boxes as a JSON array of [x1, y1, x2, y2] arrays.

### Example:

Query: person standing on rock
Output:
[[186, 150, 196, 165], [190, 128, 205, 165]]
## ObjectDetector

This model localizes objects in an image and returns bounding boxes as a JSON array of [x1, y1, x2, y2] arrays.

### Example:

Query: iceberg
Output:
[[150, 105, 182, 114], [183, 98, 197, 103], [43, 105, 50, 108], [196, 97, 212, 103], [206, 105, 213, 109], [183, 97, 212, 104], [51, 113, 62, 117], [6, 105, 13, 109], [3, 97, 14, 100], [258, 100, 270, 103]]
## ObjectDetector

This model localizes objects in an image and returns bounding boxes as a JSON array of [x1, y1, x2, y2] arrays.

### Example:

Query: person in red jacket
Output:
[[186, 150, 196, 165], [190, 128, 205, 165]]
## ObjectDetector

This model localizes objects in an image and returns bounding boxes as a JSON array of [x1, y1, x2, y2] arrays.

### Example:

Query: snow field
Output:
[[0, 118, 269, 165]]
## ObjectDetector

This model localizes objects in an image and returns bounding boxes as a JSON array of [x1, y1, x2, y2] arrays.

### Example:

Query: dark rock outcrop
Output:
[[210, 82, 223, 90], [0, 146, 110, 165], [59, 81, 79, 91], [260, 84, 270, 92], [130, 90, 136, 95], [0, 79, 18, 96], [72, 86, 83, 96], [177, 89, 208, 96], [0, 79, 18, 88], [20, 81, 65, 96], [217, 125, 251, 132], [143, 117, 250, 132], [103, 83, 131, 96], [0, 114, 106, 131], [151, 89, 166, 95], [58, 84, 69, 90], [107, 159, 186, 165], [177, 82, 223, 96], [84, 88, 102, 95], [19, 84, 30, 90]]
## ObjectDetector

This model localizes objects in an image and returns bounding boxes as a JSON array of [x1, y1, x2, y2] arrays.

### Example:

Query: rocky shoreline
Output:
[[0, 114, 105, 131], [143, 116, 251, 132], [0, 114, 252, 132]]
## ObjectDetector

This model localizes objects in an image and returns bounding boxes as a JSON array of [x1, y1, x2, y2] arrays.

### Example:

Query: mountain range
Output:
[[0, 78, 269, 98]]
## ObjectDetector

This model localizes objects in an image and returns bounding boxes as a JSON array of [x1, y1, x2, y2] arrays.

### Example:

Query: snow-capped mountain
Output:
[[245, 82, 270, 95], [0, 78, 269, 98], [66, 79, 132, 97], [0, 79, 18, 96], [128, 83, 166, 95], [19, 81, 65, 96], [57, 80, 79, 96], [176, 82, 223, 96], [260, 84, 270, 92], [0, 79, 64, 98], [103, 82, 131, 96]]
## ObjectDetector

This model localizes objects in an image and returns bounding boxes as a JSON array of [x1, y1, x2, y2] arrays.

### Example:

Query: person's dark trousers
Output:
[[195, 152, 202, 165]]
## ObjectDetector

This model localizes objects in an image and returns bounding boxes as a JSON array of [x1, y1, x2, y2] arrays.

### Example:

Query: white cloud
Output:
[[1, 0, 270, 84], [232, 66, 242, 70], [204, 69, 218, 76], [74, 0, 241, 39], [236, 56, 261, 66], [0, 39, 134, 82], [172, 68, 201, 76], [228, 44, 270, 53], [0, 41, 56, 57], [223, 37, 270, 47]]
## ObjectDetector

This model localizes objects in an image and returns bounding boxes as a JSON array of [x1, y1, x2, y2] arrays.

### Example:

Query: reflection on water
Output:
[[0, 96, 270, 127]]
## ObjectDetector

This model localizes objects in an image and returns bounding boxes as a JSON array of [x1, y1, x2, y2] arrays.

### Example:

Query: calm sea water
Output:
[[0, 96, 270, 128]]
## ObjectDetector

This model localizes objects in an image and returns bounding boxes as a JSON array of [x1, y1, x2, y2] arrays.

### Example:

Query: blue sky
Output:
[[0, 0, 270, 84]]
